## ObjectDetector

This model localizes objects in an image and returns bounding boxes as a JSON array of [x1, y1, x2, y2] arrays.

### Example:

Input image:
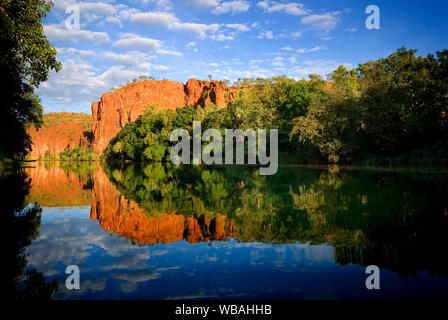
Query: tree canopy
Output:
[[0, 0, 61, 161]]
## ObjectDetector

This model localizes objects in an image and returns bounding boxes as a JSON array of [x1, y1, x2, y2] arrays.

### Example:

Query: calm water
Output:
[[7, 162, 448, 299]]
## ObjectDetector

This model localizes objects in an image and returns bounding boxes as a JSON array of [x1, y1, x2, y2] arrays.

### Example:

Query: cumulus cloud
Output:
[[257, 1, 308, 16], [290, 31, 303, 39], [170, 21, 220, 38], [183, 0, 220, 8], [296, 45, 328, 53], [114, 33, 162, 50], [300, 12, 341, 34], [113, 33, 182, 55], [52, 0, 118, 23], [225, 23, 250, 32], [211, 34, 234, 41], [37, 52, 169, 108], [186, 0, 250, 14], [272, 56, 284, 66], [212, 1, 250, 15], [44, 24, 110, 43], [121, 9, 220, 39], [257, 30, 274, 39]]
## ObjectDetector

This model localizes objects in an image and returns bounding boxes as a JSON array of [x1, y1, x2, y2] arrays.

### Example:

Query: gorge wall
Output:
[[27, 112, 92, 159], [91, 79, 237, 154]]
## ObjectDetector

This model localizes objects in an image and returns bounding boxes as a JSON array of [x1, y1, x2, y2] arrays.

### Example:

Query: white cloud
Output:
[[344, 28, 358, 32], [296, 45, 328, 53], [155, 49, 182, 56], [272, 56, 284, 66], [226, 23, 250, 32], [212, 1, 250, 15], [104, 16, 123, 27], [184, 0, 220, 8], [211, 34, 234, 41], [170, 21, 220, 38], [300, 12, 341, 34], [290, 60, 352, 78], [290, 31, 303, 39], [122, 9, 221, 39], [257, 30, 274, 39], [52, 0, 118, 23], [257, 1, 308, 16], [281, 46, 293, 51], [44, 24, 110, 43], [114, 33, 162, 50], [114, 33, 182, 55], [152, 0, 173, 11], [65, 48, 96, 58], [38, 58, 169, 108], [122, 10, 178, 27], [186, 41, 198, 52]]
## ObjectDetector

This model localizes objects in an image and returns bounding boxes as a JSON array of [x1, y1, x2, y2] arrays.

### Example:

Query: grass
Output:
[[41, 112, 92, 132]]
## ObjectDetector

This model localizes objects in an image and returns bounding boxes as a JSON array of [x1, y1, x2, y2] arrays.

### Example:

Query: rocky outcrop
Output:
[[27, 113, 92, 159], [92, 79, 236, 154]]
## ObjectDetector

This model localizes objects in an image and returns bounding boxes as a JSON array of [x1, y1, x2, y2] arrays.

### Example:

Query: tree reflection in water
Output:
[[101, 162, 448, 280], [2, 168, 58, 301]]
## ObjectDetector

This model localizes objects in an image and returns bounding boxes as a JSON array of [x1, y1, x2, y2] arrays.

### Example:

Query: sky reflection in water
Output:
[[22, 163, 448, 299]]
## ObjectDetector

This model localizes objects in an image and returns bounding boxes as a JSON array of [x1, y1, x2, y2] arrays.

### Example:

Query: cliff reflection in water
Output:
[[26, 162, 448, 281], [90, 164, 235, 244]]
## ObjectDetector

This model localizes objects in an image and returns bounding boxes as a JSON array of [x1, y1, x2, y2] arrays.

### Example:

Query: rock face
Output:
[[92, 79, 236, 154], [27, 113, 92, 159]]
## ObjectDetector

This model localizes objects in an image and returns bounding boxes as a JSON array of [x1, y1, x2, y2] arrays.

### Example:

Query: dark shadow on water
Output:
[[2, 169, 58, 301]]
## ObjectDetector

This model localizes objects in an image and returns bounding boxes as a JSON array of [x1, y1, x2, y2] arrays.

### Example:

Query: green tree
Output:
[[358, 47, 448, 155], [0, 0, 61, 161]]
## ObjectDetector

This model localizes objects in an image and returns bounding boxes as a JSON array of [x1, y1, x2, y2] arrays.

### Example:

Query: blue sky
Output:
[[38, 0, 448, 113]]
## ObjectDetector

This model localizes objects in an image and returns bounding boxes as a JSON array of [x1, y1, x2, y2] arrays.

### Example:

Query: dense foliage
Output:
[[104, 104, 221, 161], [59, 146, 99, 161], [292, 48, 448, 164], [0, 0, 61, 162], [105, 47, 447, 165]]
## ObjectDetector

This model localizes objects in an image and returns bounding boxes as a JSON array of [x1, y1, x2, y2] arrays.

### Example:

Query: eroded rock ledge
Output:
[[91, 79, 237, 154]]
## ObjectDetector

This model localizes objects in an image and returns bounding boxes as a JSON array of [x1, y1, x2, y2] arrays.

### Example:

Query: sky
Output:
[[38, 0, 448, 113]]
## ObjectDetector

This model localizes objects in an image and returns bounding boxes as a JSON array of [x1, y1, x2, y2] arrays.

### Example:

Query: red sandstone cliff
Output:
[[92, 79, 236, 154], [27, 113, 92, 159]]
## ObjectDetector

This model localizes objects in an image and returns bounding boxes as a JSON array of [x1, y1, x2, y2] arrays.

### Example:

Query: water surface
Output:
[[12, 162, 448, 299]]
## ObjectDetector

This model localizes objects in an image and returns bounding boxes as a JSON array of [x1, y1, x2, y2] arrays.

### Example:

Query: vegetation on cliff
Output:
[[41, 112, 92, 132], [0, 0, 61, 163], [104, 47, 448, 165]]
